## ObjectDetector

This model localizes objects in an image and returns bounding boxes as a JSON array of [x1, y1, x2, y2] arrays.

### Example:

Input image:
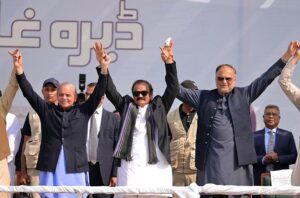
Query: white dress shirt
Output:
[[86, 106, 103, 164]]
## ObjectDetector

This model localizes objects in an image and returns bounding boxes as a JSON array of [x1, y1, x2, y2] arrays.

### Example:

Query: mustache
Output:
[[136, 97, 144, 101]]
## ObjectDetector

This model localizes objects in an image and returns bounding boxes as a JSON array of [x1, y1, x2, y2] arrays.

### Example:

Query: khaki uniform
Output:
[[0, 70, 18, 198], [24, 111, 41, 198], [167, 107, 197, 195]]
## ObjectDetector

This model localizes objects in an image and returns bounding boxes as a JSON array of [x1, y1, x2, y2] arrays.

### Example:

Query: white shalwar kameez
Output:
[[115, 105, 172, 198]]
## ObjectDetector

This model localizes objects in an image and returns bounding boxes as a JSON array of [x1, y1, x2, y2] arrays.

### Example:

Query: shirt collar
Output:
[[94, 106, 103, 114], [264, 127, 277, 134]]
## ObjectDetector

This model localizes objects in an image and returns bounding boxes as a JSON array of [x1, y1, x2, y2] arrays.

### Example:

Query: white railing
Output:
[[2, 183, 300, 198]]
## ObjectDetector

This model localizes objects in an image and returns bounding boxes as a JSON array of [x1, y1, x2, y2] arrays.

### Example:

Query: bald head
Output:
[[57, 82, 77, 109]]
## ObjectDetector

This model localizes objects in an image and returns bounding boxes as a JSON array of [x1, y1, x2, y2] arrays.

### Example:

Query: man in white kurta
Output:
[[106, 40, 178, 198], [116, 105, 172, 198]]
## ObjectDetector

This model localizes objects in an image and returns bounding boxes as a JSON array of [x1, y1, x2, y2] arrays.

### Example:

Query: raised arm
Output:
[[95, 43, 124, 112], [12, 49, 46, 115], [245, 41, 297, 103], [177, 86, 201, 109], [94, 41, 110, 75], [0, 51, 19, 119], [82, 41, 109, 115], [159, 39, 179, 112], [278, 42, 300, 111]]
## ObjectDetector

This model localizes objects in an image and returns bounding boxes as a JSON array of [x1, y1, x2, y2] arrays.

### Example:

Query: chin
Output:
[[137, 103, 145, 107], [136, 102, 147, 107]]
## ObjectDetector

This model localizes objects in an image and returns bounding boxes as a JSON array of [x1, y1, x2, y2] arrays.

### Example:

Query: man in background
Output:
[[20, 78, 59, 198], [167, 80, 198, 197], [85, 82, 119, 198], [253, 104, 297, 185]]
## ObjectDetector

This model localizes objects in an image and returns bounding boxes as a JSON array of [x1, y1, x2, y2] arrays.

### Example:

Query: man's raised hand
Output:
[[93, 41, 111, 74], [8, 49, 23, 74], [160, 39, 174, 64]]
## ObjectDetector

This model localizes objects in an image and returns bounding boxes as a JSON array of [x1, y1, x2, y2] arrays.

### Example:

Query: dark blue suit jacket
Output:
[[253, 128, 297, 185], [96, 109, 120, 185]]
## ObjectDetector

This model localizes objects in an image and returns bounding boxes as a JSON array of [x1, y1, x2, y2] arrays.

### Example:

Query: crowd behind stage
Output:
[[1, 40, 300, 198]]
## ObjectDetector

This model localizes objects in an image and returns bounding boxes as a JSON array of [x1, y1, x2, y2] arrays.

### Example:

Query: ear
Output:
[[74, 93, 77, 102], [149, 92, 154, 100]]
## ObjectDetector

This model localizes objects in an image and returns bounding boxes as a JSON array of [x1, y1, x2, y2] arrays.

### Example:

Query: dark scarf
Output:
[[113, 103, 158, 164]]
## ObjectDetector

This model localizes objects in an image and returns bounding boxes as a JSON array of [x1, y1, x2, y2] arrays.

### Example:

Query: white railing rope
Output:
[[0, 184, 199, 198], [201, 184, 300, 195], [2, 183, 300, 197]]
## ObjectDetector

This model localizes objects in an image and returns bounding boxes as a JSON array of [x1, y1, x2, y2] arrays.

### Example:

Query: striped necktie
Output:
[[266, 130, 275, 172]]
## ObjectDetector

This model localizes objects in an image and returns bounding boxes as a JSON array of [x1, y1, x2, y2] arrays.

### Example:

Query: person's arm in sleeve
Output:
[[160, 39, 179, 113], [177, 86, 201, 109], [82, 41, 109, 115], [93, 43, 125, 113], [246, 41, 297, 103], [278, 42, 300, 111], [105, 73, 124, 113], [275, 132, 298, 166], [0, 50, 19, 119], [12, 49, 46, 115]]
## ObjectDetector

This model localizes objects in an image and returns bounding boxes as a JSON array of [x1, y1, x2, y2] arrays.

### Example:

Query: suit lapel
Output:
[[273, 128, 282, 152]]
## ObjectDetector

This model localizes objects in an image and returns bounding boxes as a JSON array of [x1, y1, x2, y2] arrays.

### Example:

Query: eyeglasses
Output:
[[217, 77, 233, 82], [264, 112, 279, 117], [132, 91, 149, 97]]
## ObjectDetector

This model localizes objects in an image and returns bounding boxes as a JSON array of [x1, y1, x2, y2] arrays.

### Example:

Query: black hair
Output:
[[87, 82, 97, 87], [264, 104, 280, 115], [131, 79, 153, 94]]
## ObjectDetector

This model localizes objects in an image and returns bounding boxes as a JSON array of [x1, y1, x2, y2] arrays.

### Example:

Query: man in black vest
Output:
[[177, 41, 299, 197]]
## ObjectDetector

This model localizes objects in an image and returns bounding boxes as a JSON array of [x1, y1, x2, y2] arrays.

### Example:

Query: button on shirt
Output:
[[86, 106, 103, 164]]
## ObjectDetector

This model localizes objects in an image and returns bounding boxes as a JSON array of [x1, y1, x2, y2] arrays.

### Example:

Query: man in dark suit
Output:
[[85, 82, 120, 198], [253, 104, 297, 186]]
